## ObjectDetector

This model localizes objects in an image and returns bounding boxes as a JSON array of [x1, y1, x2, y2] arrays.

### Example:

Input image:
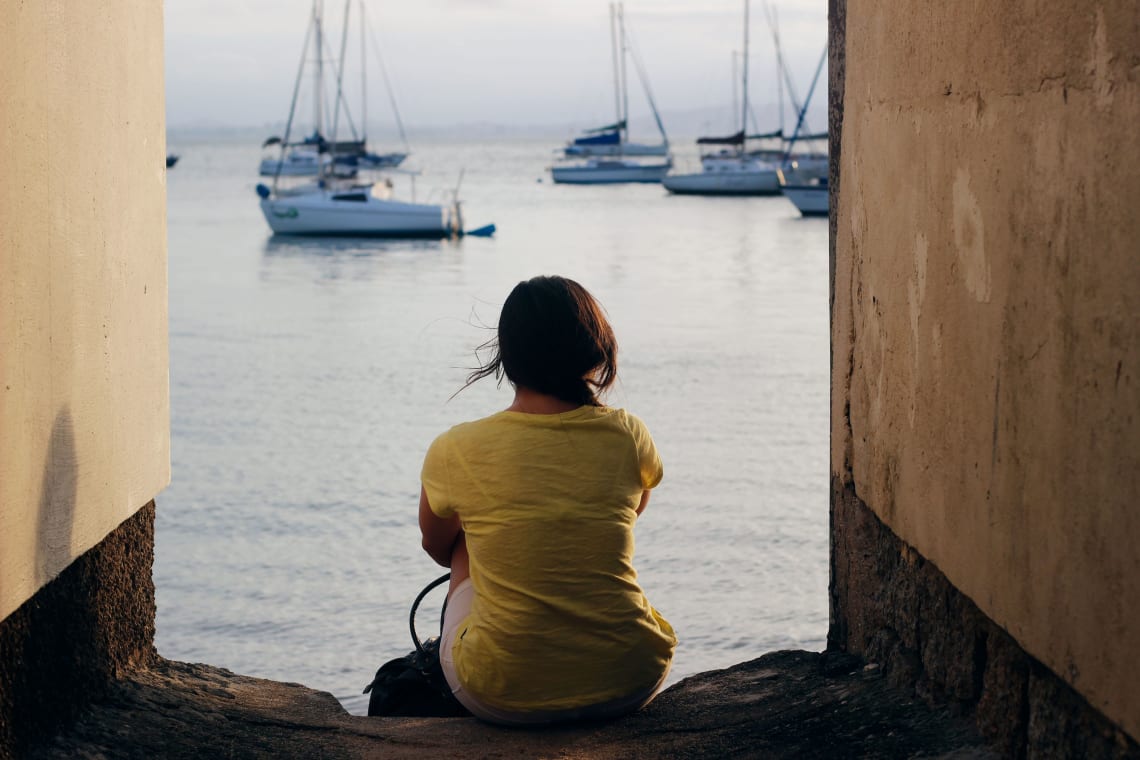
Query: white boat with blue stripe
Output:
[[256, 181, 460, 237]]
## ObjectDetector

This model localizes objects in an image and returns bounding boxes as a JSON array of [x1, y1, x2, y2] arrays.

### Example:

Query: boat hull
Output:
[[550, 161, 671, 184], [781, 185, 829, 216], [564, 142, 669, 158], [259, 192, 458, 237], [662, 169, 780, 195]]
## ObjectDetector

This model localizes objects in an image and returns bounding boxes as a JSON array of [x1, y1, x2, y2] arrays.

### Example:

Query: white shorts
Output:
[[439, 578, 669, 726]]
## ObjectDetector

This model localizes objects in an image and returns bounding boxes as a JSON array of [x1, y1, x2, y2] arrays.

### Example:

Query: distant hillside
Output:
[[167, 101, 828, 144]]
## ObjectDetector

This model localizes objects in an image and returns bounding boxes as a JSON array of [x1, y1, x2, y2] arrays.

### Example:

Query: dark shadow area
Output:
[[31, 651, 994, 759]]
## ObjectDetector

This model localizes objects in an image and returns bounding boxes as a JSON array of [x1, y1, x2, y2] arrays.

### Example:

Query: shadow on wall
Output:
[[1, 407, 84, 755], [3, 405, 156, 754], [36, 407, 78, 587]]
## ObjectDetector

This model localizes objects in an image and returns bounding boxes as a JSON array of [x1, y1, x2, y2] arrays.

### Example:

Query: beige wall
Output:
[[834, 0, 1139, 740], [0, 2, 169, 622]]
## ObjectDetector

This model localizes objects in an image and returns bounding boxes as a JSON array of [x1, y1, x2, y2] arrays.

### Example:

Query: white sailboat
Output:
[[258, 0, 409, 179], [257, 1, 460, 237], [256, 181, 461, 236], [662, 153, 780, 195], [549, 159, 672, 185], [662, 0, 781, 196], [550, 3, 671, 185]]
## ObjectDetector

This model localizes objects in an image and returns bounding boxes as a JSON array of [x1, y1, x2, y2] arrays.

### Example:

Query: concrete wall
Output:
[[832, 0, 1139, 745], [0, 2, 169, 626], [0, 3, 168, 753]]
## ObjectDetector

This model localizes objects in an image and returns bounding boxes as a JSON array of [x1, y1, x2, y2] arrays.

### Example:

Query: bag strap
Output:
[[410, 572, 451, 656]]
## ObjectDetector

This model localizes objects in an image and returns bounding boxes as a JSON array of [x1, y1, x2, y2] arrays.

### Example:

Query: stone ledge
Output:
[[31, 650, 994, 759]]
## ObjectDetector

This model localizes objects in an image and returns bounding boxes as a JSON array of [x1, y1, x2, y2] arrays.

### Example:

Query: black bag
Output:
[[363, 573, 470, 717]]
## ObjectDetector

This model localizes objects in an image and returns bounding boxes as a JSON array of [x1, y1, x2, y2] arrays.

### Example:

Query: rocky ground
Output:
[[32, 650, 996, 759]]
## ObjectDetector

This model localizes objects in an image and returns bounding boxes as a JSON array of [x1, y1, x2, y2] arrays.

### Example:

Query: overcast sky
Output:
[[165, 0, 828, 133]]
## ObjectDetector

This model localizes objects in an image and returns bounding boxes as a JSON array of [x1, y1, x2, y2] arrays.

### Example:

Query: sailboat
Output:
[[778, 173, 828, 216], [662, 0, 781, 196], [550, 3, 671, 184], [777, 44, 830, 217], [776, 132, 829, 216], [256, 1, 461, 237], [258, 0, 409, 179]]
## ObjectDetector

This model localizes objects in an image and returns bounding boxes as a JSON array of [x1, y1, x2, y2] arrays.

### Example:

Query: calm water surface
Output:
[[158, 135, 830, 714]]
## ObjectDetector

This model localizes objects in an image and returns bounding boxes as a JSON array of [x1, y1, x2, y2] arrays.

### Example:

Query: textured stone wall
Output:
[[830, 0, 1139, 752], [0, 502, 157, 758], [831, 482, 1138, 758]]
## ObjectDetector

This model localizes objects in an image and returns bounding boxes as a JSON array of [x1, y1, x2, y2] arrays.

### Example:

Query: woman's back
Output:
[[422, 405, 675, 712]]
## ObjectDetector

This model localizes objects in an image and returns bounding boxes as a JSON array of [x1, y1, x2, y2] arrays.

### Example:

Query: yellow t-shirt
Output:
[[421, 405, 676, 712]]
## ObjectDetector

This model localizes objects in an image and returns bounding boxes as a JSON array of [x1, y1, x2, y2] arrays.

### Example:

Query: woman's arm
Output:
[[419, 486, 462, 567], [636, 489, 651, 516]]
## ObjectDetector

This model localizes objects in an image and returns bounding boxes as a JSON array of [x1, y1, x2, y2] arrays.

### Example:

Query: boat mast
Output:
[[765, 1, 807, 137], [619, 3, 629, 147], [363, 8, 411, 153], [330, 0, 351, 152], [609, 4, 622, 139], [272, 9, 316, 191], [782, 43, 828, 165], [314, 0, 324, 139], [741, 0, 749, 154], [732, 51, 739, 131], [773, 5, 783, 136], [360, 0, 366, 142], [623, 16, 669, 148]]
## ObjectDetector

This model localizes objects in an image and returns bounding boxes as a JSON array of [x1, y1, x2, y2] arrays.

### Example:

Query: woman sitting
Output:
[[419, 275, 676, 725]]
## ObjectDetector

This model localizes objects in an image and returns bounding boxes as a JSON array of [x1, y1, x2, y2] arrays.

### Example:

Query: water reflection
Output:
[[260, 234, 459, 282], [263, 234, 450, 258]]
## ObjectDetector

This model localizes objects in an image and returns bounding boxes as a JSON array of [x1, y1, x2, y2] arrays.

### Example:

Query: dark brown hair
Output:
[[465, 276, 618, 406]]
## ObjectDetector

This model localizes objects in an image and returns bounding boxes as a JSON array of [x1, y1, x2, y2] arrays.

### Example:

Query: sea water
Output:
[[158, 134, 829, 714]]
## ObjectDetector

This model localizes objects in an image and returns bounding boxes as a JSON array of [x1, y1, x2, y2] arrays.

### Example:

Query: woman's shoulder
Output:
[[598, 406, 651, 434], [437, 406, 652, 439], [435, 410, 512, 442], [574, 406, 654, 451]]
